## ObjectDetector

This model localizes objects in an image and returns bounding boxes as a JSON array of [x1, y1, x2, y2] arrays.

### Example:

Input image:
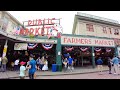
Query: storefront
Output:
[[61, 34, 115, 68], [0, 16, 63, 69]]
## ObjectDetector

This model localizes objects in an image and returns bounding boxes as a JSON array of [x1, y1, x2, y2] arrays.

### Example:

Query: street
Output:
[[11, 71, 120, 79]]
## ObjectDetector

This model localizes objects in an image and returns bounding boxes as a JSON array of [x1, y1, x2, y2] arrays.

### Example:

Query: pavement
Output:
[[0, 66, 109, 79]]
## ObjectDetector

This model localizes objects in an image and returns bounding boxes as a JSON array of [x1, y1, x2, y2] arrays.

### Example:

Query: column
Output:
[[92, 46, 95, 68], [81, 52, 83, 66], [2, 39, 8, 57], [115, 46, 118, 57], [56, 37, 62, 65]]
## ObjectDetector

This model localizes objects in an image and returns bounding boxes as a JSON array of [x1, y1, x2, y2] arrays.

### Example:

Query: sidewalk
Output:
[[0, 66, 109, 79]]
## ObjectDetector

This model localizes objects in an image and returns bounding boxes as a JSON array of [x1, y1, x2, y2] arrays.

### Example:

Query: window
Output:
[[114, 29, 119, 35], [103, 27, 107, 34], [86, 24, 94, 32], [2, 17, 9, 31], [109, 28, 112, 34]]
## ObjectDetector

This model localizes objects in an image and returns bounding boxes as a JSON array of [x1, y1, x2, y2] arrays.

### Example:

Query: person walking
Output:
[[1, 56, 8, 72], [107, 57, 112, 74], [26, 54, 37, 79], [63, 58, 68, 72], [14, 58, 20, 71], [19, 61, 26, 79], [67, 56, 74, 72], [112, 56, 119, 75], [36, 57, 41, 70], [96, 57, 103, 74], [40, 56, 45, 71]]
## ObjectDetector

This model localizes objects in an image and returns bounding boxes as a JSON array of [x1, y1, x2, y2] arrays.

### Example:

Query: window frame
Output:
[[86, 24, 94, 32]]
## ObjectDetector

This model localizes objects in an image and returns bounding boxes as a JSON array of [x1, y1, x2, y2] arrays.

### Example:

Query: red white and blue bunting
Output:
[[94, 47, 101, 52], [65, 47, 74, 52], [27, 43, 38, 49], [106, 48, 111, 52], [79, 47, 88, 52], [42, 44, 53, 50]]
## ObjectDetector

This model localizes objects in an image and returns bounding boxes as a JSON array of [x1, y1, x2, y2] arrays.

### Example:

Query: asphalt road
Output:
[[11, 71, 120, 79]]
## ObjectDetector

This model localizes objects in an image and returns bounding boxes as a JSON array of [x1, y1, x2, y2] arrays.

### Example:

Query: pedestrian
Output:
[[112, 56, 119, 75], [11, 61, 14, 71], [14, 59, 19, 71], [36, 57, 41, 70], [19, 61, 26, 79], [96, 57, 103, 74], [42, 59, 48, 71], [40, 56, 45, 71], [63, 58, 68, 72], [107, 57, 112, 74], [26, 54, 37, 79], [67, 56, 74, 72], [1, 56, 8, 72]]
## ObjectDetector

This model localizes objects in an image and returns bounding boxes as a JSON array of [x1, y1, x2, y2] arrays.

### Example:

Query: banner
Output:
[[79, 47, 88, 52], [94, 47, 101, 52], [106, 48, 111, 52], [28, 43, 38, 49], [61, 36, 115, 47], [65, 47, 74, 52], [14, 43, 27, 50], [42, 44, 53, 50]]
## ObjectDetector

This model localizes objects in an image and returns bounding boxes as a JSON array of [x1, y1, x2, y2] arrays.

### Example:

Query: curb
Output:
[[8, 70, 108, 79]]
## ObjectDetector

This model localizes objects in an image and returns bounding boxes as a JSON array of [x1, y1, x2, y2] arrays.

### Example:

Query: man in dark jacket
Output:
[[96, 57, 103, 73], [107, 57, 112, 74]]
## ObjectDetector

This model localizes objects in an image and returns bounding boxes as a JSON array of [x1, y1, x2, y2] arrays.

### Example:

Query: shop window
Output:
[[103, 27, 107, 34], [86, 24, 94, 32], [109, 28, 112, 34], [114, 29, 119, 35]]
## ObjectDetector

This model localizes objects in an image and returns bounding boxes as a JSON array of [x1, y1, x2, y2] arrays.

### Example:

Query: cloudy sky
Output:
[[8, 11, 120, 34]]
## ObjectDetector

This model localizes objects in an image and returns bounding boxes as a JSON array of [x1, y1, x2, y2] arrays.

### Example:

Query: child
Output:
[[19, 61, 26, 79]]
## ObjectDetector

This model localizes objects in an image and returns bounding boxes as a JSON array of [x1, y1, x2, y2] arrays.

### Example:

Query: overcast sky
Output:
[[8, 11, 120, 34]]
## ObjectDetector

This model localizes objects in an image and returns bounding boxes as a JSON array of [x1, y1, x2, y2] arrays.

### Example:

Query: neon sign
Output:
[[17, 18, 63, 37]]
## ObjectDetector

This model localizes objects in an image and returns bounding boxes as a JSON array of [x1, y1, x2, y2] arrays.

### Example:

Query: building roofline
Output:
[[72, 15, 78, 34], [76, 14, 120, 27], [72, 13, 120, 34], [77, 12, 119, 24], [3, 11, 23, 26]]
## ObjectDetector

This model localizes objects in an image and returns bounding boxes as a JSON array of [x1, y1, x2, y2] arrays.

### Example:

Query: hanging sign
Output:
[[27, 43, 38, 49], [42, 44, 53, 50], [61, 36, 115, 47], [14, 43, 27, 50], [18, 18, 63, 38]]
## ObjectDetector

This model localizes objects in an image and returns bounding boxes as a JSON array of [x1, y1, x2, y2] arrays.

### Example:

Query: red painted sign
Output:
[[17, 18, 63, 37], [61, 36, 115, 47], [27, 18, 56, 26]]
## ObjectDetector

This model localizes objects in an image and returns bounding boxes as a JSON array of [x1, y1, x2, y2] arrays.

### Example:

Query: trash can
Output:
[[57, 64, 62, 72], [52, 64, 57, 72]]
